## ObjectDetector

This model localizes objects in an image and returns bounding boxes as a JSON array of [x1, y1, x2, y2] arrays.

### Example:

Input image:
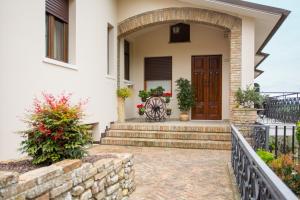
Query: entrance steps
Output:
[[101, 122, 231, 150]]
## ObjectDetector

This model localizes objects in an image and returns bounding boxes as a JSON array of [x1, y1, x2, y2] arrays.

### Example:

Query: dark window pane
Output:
[[46, 14, 49, 56], [53, 19, 65, 61], [124, 40, 130, 80], [170, 23, 190, 43], [144, 57, 172, 81]]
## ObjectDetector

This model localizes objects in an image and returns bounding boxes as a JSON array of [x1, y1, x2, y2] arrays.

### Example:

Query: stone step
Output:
[[110, 123, 230, 133], [106, 130, 231, 141], [101, 137, 231, 150]]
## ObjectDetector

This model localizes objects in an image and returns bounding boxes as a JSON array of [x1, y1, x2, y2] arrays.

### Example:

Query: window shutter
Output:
[[145, 57, 172, 81], [46, 0, 69, 23]]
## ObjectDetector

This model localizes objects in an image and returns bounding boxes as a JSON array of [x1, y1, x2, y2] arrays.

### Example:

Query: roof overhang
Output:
[[178, 0, 290, 78]]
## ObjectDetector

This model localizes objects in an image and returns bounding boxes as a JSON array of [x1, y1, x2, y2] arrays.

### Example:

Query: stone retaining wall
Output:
[[0, 153, 135, 200]]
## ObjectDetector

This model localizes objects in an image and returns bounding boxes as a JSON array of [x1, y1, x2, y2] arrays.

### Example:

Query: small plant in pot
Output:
[[138, 90, 150, 102], [176, 78, 195, 121], [234, 86, 262, 108], [150, 86, 165, 97], [137, 104, 145, 115], [163, 92, 172, 103], [117, 87, 131, 122], [166, 108, 172, 116]]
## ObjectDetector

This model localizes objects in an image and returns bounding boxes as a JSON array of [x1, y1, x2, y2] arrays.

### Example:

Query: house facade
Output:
[[0, 0, 289, 159]]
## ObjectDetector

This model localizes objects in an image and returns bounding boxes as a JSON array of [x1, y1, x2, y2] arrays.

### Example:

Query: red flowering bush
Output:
[[136, 104, 144, 109], [20, 93, 91, 165], [163, 92, 172, 97]]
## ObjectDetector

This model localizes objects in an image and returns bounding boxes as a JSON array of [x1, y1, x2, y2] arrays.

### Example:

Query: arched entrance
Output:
[[117, 7, 242, 119]]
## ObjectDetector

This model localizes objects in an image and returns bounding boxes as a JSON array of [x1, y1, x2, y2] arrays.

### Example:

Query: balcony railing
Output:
[[261, 92, 300, 123], [231, 124, 298, 200]]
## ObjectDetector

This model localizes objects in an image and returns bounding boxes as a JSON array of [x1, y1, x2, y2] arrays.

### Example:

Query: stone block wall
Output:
[[0, 153, 135, 200]]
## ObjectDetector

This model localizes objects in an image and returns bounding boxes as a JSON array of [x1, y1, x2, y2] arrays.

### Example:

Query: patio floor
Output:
[[89, 145, 235, 200]]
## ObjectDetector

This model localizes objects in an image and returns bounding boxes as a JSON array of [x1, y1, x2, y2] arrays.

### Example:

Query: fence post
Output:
[[275, 126, 278, 158]]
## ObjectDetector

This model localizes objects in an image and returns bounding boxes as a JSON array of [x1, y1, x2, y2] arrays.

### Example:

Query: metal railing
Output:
[[231, 125, 298, 200], [261, 92, 300, 123]]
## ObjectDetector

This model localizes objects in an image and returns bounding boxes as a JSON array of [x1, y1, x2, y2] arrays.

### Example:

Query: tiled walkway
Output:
[[89, 145, 234, 200]]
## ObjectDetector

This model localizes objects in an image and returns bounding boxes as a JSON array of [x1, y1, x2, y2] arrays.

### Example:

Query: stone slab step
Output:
[[101, 137, 231, 150], [106, 130, 231, 141], [110, 123, 230, 133]]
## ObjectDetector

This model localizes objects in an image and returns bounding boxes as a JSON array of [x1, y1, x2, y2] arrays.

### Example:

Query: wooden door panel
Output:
[[192, 55, 222, 120]]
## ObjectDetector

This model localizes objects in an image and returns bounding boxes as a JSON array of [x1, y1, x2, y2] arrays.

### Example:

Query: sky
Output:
[[246, 0, 300, 92]]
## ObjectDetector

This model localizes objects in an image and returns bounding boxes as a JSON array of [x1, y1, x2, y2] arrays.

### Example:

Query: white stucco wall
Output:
[[0, 0, 118, 160], [241, 17, 255, 88], [123, 23, 230, 120]]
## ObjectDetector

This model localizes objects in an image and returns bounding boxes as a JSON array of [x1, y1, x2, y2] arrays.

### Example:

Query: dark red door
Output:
[[191, 55, 222, 120]]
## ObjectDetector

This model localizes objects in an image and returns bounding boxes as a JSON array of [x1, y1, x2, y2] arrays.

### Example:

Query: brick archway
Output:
[[117, 7, 242, 119]]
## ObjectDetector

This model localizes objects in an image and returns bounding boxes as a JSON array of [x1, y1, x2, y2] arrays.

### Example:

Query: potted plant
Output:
[[137, 104, 145, 115], [176, 78, 195, 121], [117, 87, 131, 122], [233, 85, 262, 127], [166, 108, 172, 116], [150, 86, 165, 97], [138, 90, 150, 102], [163, 92, 172, 103]]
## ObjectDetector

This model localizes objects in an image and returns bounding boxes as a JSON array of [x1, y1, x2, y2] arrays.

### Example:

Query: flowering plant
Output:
[[136, 104, 145, 115], [20, 93, 91, 165], [163, 92, 172, 97], [163, 92, 172, 103]]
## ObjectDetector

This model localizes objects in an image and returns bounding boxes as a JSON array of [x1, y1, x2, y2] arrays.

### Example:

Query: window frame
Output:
[[46, 12, 69, 63]]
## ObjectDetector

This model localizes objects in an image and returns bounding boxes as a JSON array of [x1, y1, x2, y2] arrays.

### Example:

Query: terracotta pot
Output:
[[179, 112, 189, 121]]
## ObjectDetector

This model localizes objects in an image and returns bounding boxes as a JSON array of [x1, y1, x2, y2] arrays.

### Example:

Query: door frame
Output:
[[191, 55, 222, 120]]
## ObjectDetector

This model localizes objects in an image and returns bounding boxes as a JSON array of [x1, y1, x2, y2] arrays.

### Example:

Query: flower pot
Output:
[[165, 97, 170, 103], [138, 110, 145, 116], [179, 112, 189, 121], [141, 97, 147, 102], [166, 109, 172, 116]]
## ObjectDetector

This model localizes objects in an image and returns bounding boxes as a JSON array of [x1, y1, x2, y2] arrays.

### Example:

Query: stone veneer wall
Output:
[[117, 7, 242, 120], [0, 153, 135, 200], [232, 108, 257, 135]]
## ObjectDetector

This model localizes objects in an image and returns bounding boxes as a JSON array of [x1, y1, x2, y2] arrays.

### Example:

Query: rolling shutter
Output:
[[46, 0, 69, 23], [145, 57, 172, 80]]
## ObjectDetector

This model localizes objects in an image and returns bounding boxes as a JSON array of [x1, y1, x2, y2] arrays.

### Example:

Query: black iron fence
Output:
[[261, 92, 300, 123], [231, 125, 298, 200], [242, 124, 297, 158]]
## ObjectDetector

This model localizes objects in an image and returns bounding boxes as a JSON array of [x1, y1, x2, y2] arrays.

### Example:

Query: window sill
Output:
[[105, 75, 116, 81], [123, 80, 133, 86], [43, 57, 77, 70]]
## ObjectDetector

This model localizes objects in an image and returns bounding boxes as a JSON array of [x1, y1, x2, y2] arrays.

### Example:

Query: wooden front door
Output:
[[191, 55, 222, 120]]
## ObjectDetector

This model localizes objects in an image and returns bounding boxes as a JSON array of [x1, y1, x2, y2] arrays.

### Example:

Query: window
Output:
[[124, 40, 130, 80], [46, 0, 69, 62], [107, 24, 114, 75], [170, 23, 190, 43], [144, 57, 172, 93]]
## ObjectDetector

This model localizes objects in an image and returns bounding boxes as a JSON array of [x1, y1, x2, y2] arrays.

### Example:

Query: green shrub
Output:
[[20, 93, 91, 165], [256, 148, 275, 164], [149, 86, 165, 97], [234, 85, 263, 108], [269, 154, 300, 195], [175, 78, 195, 112], [296, 122, 300, 145], [117, 87, 131, 99], [138, 90, 150, 101]]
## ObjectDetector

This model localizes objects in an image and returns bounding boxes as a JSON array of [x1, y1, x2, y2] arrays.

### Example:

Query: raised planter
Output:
[[0, 153, 135, 200], [232, 108, 257, 135]]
